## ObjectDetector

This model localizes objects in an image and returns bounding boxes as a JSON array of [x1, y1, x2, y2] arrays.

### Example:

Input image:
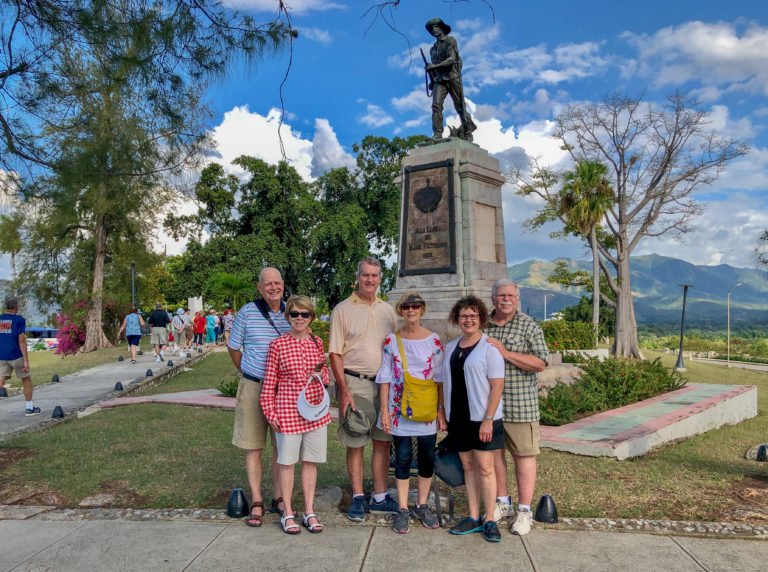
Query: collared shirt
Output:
[[484, 311, 549, 423], [328, 292, 397, 376], [227, 301, 290, 379]]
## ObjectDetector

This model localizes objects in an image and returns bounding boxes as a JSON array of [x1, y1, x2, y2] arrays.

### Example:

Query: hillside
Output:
[[508, 254, 768, 328]]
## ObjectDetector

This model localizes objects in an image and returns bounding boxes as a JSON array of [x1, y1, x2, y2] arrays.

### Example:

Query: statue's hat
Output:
[[425, 18, 451, 36]]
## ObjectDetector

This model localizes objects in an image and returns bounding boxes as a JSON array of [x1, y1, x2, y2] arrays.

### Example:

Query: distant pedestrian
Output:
[[0, 296, 40, 416], [213, 311, 221, 343], [117, 307, 145, 364], [147, 302, 171, 362], [193, 311, 206, 348], [183, 309, 194, 350], [205, 309, 216, 347], [221, 309, 235, 345], [172, 308, 187, 355]]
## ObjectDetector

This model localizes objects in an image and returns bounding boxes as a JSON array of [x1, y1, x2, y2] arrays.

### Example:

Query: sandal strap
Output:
[[303, 513, 317, 522]]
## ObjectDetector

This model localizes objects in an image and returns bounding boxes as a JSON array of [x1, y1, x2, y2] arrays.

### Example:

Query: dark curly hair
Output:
[[448, 295, 489, 329]]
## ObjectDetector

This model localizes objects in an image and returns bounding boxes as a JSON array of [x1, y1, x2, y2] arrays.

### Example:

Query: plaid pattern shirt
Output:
[[484, 311, 548, 423], [260, 333, 331, 434]]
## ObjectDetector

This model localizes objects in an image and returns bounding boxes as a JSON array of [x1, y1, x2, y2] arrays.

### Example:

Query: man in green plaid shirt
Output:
[[484, 279, 548, 535]]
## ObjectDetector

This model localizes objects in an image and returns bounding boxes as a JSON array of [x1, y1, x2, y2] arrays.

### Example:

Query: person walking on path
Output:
[[205, 310, 217, 348], [0, 296, 40, 415], [116, 307, 145, 364], [261, 295, 331, 535], [193, 311, 206, 348], [228, 267, 290, 527], [484, 279, 548, 535], [377, 292, 445, 534], [183, 309, 194, 351], [147, 303, 171, 362], [329, 257, 398, 522], [222, 309, 235, 345], [172, 309, 187, 356]]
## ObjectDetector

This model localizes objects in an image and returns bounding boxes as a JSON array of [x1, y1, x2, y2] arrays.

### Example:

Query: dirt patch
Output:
[[0, 447, 33, 471], [95, 480, 152, 507], [0, 448, 64, 506], [725, 476, 768, 522]]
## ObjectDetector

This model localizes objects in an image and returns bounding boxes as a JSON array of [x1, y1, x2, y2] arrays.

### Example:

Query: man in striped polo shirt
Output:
[[329, 257, 398, 521], [227, 267, 290, 527]]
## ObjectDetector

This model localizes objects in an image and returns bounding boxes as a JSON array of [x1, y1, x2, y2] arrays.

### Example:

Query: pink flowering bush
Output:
[[55, 299, 88, 356]]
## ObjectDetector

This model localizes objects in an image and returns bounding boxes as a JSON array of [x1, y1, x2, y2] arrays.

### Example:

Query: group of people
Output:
[[116, 305, 236, 363], [227, 258, 548, 543]]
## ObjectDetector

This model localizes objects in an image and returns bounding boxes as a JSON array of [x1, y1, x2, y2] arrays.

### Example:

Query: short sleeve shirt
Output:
[[484, 311, 549, 423], [0, 313, 25, 361], [227, 301, 290, 379], [328, 293, 397, 376]]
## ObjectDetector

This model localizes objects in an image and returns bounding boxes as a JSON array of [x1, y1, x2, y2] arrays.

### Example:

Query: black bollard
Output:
[[138, 350, 143, 356], [534, 494, 558, 523], [757, 444, 768, 462], [118, 356, 124, 362], [226, 488, 249, 518], [167, 360, 173, 367], [186, 353, 192, 358], [51, 374, 60, 383], [0, 387, 7, 397], [52, 405, 64, 418], [146, 369, 153, 377], [198, 348, 202, 353], [114, 382, 124, 391]]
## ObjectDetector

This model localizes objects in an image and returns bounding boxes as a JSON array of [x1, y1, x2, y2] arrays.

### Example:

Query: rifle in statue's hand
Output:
[[420, 48, 435, 96]]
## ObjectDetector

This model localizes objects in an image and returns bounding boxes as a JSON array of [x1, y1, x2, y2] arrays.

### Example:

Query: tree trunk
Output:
[[590, 226, 599, 343], [81, 212, 112, 352], [10, 251, 17, 294], [611, 249, 643, 358]]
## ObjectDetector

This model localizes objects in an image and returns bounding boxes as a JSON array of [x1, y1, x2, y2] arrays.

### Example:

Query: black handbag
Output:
[[434, 435, 465, 487]]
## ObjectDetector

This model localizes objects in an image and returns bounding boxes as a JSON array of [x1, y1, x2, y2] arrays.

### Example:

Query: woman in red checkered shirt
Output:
[[261, 295, 330, 535]]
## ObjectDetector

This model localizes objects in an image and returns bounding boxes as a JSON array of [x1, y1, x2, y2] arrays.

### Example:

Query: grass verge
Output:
[[1, 349, 766, 522], [23, 342, 136, 388]]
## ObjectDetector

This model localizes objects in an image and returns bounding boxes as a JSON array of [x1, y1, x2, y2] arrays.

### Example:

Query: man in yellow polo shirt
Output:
[[329, 257, 397, 521]]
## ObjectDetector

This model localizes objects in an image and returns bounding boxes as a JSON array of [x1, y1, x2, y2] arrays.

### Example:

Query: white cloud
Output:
[[391, 88, 427, 113], [310, 118, 355, 178], [621, 21, 768, 95], [357, 103, 393, 128], [224, 0, 345, 15], [298, 27, 332, 43]]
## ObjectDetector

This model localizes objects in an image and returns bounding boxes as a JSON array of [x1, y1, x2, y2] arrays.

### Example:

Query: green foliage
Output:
[[32, 341, 48, 351], [540, 320, 596, 351], [562, 295, 615, 337], [205, 272, 254, 310], [539, 357, 687, 425], [309, 320, 330, 349], [217, 376, 240, 398], [639, 333, 768, 358]]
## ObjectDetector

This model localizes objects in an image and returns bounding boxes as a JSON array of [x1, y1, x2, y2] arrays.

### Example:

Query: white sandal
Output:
[[302, 513, 324, 533], [280, 514, 301, 535]]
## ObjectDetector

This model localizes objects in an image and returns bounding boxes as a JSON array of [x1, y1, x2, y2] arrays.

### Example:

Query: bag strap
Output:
[[395, 332, 409, 372], [254, 298, 285, 336]]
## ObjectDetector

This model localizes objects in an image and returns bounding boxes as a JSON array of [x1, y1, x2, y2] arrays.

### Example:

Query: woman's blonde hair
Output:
[[395, 291, 427, 317]]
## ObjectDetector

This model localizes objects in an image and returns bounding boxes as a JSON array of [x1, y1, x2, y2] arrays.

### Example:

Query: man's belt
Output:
[[242, 372, 262, 383], [344, 369, 376, 382]]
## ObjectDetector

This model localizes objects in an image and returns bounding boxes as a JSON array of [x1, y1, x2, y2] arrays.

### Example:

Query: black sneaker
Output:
[[369, 493, 398, 514], [392, 508, 410, 534], [449, 516, 483, 535], [347, 495, 366, 522], [413, 504, 439, 529], [483, 520, 502, 543], [25, 406, 42, 416]]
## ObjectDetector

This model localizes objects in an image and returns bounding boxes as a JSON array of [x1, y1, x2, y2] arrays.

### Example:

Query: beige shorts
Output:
[[276, 425, 328, 465], [336, 374, 391, 448], [0, 357, 29, 379], [150, 327, 168, 346], [232, 377, 275, 450], [503, 421, 541, 457], [174, 328, 187, 346]]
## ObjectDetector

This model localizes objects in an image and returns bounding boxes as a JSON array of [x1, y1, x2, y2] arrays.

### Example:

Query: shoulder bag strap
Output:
[[254, 298, 285, 336], [395, 332, 409, 373]]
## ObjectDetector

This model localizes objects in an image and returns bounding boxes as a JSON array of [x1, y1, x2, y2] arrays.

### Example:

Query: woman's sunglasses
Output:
[[400, 303, 424, 311], [289, 311, 312, 319]]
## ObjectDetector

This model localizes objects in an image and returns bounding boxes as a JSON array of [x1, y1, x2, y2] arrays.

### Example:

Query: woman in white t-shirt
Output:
[[376, 291, 445, 534]]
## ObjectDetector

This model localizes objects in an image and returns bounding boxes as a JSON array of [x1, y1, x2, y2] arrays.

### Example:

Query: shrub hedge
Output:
[[539, 357, 686, 426], [540, 320, 596, 351]]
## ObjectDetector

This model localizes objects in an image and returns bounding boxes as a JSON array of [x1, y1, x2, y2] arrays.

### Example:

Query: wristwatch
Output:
[[484, 414, 493, 420]]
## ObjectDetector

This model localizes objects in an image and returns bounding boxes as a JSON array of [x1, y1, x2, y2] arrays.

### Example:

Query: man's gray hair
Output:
[[492, 278, 519, 297], [258, 267, 283, 283], [357, 257, 382, 276], [4, 296, 19, 310]]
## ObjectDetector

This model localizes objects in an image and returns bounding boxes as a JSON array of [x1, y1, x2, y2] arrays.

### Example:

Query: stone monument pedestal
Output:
[[389, 138, 507, 341]]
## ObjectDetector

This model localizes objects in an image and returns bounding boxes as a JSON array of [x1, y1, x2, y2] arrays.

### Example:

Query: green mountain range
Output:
[[508, 254, 768, 328]]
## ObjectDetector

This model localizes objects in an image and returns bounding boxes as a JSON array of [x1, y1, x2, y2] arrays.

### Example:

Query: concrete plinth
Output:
[[389, 138, 507, 341]]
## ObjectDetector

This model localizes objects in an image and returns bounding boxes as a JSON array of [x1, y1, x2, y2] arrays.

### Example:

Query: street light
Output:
[[543, 293, 555, 321], [727, 282, 742, 368], [675, 284, 694, 372]]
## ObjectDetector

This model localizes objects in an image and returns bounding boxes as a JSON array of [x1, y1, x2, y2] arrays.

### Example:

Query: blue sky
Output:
[[7, 0, 768, 275]]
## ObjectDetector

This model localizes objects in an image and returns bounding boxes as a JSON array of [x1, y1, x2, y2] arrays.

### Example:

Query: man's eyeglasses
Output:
[[400, 303, 424, 311], [289, 311, 311, 319]]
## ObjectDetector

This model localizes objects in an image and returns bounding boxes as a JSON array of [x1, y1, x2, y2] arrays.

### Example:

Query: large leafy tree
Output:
[[513, 93, 748, 358]]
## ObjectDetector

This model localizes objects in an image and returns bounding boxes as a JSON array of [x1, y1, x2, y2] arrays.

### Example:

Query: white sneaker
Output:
[[160, 351, 165, 360], [511, 509, 532, 535], [155, 355, 162, 363], [493, 500, 512, 522]]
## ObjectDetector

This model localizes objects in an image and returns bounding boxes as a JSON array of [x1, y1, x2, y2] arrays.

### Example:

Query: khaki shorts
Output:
[[232, 377, 275, 450], [337, 374, 391, 448], [276, 425, 328, 465], [503, 421, 541, 457], [150, 327, 168, 346], [174, 328, 187, 346], [0, 357, 29, 379]]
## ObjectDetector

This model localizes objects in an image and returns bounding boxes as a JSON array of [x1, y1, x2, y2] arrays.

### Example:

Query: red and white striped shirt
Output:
[[261, 333, 331, 434]]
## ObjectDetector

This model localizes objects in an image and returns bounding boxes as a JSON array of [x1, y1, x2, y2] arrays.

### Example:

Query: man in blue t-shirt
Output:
[[0, 296, 40, 416]]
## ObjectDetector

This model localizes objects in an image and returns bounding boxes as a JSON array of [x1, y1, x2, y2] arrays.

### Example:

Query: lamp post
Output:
[[543, 293, 555, 321], [675, 284, 694, 372], [727, 282, 742, 368], [131, 263, 136, 307]]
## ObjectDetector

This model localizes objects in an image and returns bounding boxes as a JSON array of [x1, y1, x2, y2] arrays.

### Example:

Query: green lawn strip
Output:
[[141, 351, 238, 396], [2, 350, 766, 521], [25, 342, 135, 388]]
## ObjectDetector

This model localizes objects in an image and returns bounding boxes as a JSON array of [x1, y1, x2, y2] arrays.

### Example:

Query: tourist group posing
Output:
[[227, 259, 547, 543]]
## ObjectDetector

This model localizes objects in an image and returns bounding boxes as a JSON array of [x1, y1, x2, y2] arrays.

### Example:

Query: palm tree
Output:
[[558, 160, 613, 340], [205, 272, 254, 311]]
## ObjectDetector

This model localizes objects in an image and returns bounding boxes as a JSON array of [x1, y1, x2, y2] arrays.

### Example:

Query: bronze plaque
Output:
[[399, 159, 456, 276]]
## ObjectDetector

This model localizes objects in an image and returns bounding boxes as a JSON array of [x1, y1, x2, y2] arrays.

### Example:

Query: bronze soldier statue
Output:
[[423, 18, 477, 141]]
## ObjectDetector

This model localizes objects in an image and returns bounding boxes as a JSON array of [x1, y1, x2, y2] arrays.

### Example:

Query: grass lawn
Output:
[[23, 342, 138, 388], [1, 349, 766, 523]]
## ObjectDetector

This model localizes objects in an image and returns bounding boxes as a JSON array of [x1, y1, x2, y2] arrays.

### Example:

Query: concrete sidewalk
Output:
[[2, 513, 765, 571]]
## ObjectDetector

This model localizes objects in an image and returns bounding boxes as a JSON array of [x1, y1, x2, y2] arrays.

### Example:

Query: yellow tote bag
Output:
[[396, 333, 438, 422]]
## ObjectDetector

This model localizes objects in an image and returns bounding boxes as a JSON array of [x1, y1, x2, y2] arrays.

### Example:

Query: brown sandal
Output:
[[245, 501, 264, 527], [271, 497, 295, 518]]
